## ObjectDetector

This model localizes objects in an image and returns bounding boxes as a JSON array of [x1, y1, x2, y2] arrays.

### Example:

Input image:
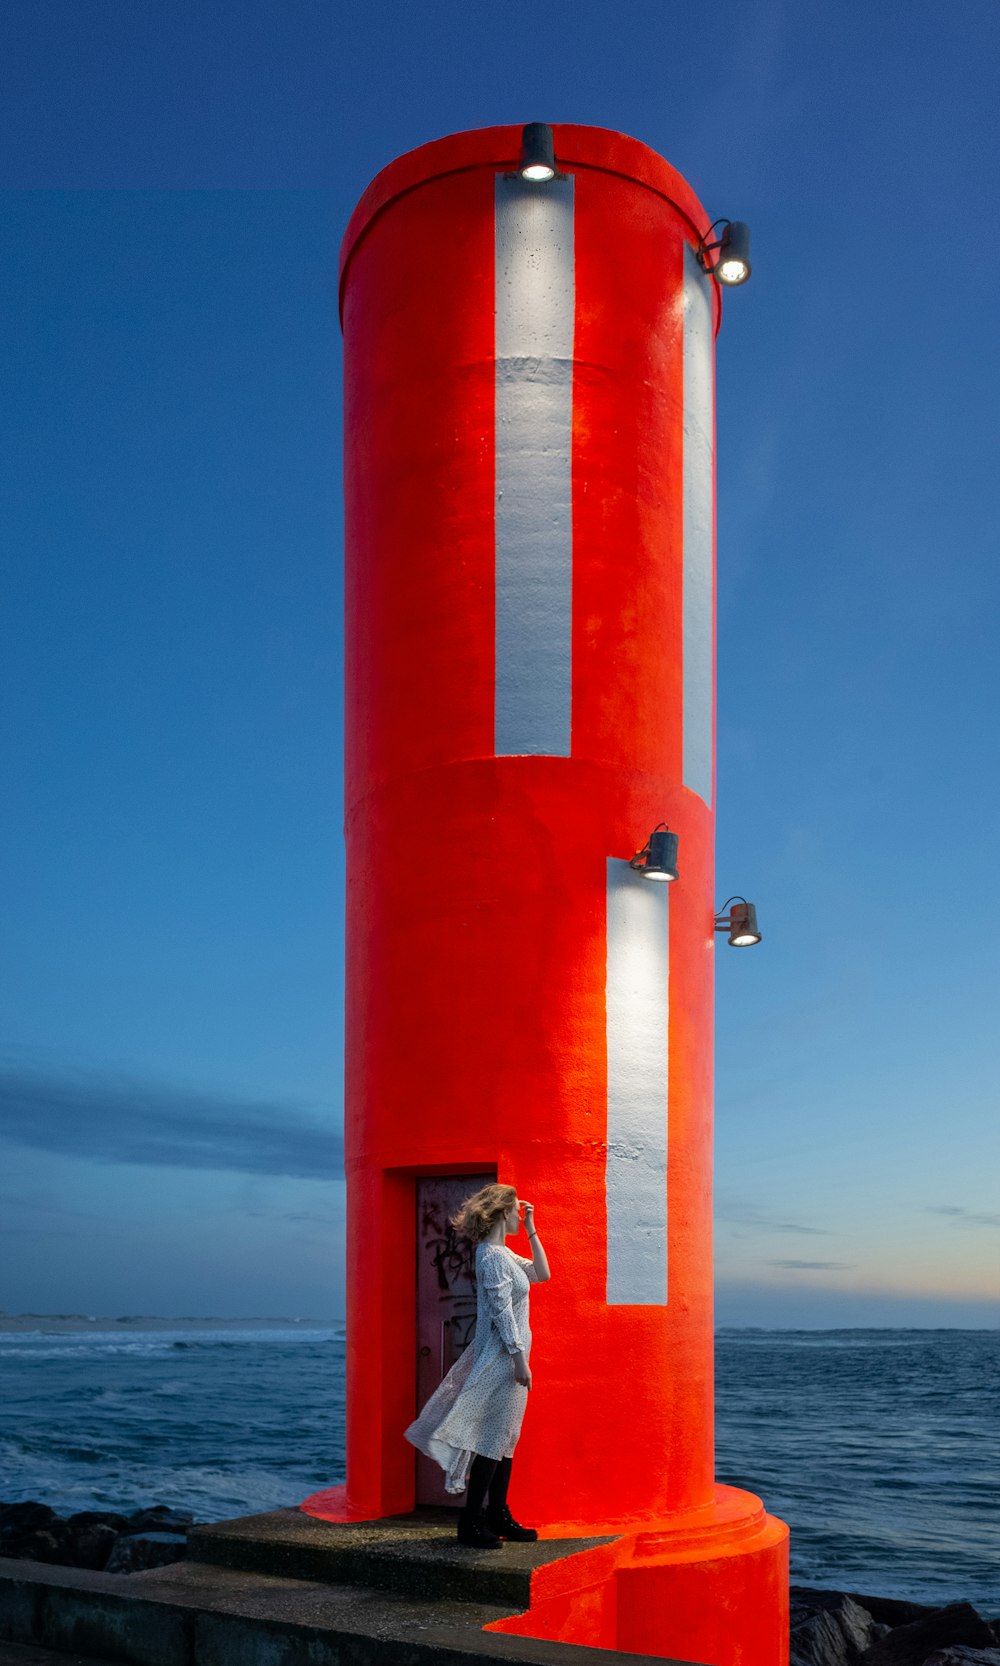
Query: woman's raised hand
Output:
[[521, 1200, 535, 1231]]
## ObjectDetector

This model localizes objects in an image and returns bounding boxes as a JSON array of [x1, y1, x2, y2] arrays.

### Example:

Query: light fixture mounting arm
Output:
[[630, 821, 668, 872], [714, 895, 762, 947], [713, 892, 747, 930], [696, 218, 733, 274]]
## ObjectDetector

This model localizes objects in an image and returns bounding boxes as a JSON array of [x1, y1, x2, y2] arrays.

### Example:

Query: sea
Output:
[[0, 1322, 996, 1610]]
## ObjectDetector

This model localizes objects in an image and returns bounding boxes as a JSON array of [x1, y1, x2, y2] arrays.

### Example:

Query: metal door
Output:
[[414, 1171, 495, 1505]]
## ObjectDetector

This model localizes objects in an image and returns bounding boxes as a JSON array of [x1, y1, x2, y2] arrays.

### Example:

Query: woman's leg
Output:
[[487, 1454, 512, 1515], [484, 1450, 538, 1541], [456, 1452, 504, 1548], [464, 1452, 499, 1519]]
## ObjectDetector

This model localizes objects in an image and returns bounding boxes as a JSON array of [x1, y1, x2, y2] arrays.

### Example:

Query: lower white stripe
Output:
[[605, 860, 669, 1305]]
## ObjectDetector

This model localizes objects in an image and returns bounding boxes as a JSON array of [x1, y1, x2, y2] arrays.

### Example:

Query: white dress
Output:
[[404, 1241, 536, 1495]]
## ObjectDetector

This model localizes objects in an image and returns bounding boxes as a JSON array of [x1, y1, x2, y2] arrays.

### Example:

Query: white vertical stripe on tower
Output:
[[494, 176, 575, 757], [605, 860, 669, 1305], [682, 243, 714, 808]]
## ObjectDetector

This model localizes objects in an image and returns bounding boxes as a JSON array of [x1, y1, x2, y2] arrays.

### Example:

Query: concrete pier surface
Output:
[[0, 1505, 700, 1666]]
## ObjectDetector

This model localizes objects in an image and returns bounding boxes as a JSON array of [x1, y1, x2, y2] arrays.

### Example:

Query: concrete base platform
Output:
[[188, 1506, 620, 1609], [297, 1487, 789, 1665], [0, 1505, 699, 1666], [0, 1643, 124, 1666]]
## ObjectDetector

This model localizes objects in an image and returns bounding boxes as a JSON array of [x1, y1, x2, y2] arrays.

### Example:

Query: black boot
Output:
[[484, 1454, 538, 1542], [457, 1453, 503, 1549]]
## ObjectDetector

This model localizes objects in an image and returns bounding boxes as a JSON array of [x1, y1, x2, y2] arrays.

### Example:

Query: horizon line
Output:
[[1, 1312, 997, 1333]]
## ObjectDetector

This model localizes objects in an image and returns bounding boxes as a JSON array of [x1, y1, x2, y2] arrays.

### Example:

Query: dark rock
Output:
[[0, 1500, 196, 1572], [122, 1504, 194, 1535], [104, 1530, 188, 1573], [791, 1594, 888, 1666], [922, 1652, 1000, 1666], [791, 1590, 936, 1630], [11, 1527, 65, 1563], [861, 1603, 998, 1666], [67, 1521, 119, 1570], [0, 1501, 58, 1536], [847, 1594, 939, 1628], [66, 1509, 129, 1532], [792, 1590, 869, 1624]]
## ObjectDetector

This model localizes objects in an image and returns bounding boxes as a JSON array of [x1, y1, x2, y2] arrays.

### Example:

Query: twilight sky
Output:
[[1, 0, 998, 1327]]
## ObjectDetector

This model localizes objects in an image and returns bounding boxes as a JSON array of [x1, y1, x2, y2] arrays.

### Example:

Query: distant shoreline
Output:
[[0, 1314, 343, 1334]]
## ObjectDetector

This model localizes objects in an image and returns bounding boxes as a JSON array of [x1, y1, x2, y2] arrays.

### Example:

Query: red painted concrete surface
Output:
[[301, 124, 789, 1665]]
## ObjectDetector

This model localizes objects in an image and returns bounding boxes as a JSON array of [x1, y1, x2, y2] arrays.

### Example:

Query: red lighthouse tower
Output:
[[302, 123, 789, 1665]]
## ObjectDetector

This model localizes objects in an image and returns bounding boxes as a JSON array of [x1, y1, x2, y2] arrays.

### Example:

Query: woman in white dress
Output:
[[404, 1182, 551, 1548]]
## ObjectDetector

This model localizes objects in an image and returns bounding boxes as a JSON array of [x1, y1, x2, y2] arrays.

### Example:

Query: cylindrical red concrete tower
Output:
[[303, 123, 788, 1666]]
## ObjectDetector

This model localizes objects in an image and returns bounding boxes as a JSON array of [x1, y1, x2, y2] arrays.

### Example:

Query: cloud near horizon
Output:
[[0, 1063, 343, 1181], [716, 1208, 832, 1236], [925, 1206, 1000, 1229], [767, 1259, 855, 1271]]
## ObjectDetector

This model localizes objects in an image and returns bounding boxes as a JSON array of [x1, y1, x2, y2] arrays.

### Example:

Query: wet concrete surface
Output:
[[188, 1506, 619, 1607]]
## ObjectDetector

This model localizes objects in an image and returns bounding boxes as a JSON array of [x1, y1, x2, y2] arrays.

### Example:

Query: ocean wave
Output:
[[0, 1342, 178, 1359], [171, 1340, 244, 1350]]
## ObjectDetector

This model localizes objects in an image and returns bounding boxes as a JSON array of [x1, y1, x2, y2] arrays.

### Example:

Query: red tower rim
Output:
[[338, 121, 724, 335]]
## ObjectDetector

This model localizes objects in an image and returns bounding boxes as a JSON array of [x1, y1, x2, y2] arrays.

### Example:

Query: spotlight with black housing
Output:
[[696, 219, 752, 286], [629, 824, 680, 883], [518, 122, 558, 182], [713, 897, 762, 946]]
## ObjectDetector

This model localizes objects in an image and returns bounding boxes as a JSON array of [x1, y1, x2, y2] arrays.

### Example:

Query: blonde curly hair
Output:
[[450, 1182, 517, 1243]]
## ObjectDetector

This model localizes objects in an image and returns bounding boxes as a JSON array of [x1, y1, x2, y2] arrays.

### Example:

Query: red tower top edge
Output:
[[338, 121, 722, 334]]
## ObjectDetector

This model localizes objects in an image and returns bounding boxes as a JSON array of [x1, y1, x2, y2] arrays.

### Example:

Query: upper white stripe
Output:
[[494, 176, 574, 757], [682, 244, 714, 808]]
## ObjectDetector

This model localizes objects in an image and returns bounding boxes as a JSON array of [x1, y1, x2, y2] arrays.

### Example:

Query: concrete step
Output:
[[0, 1551, 685, 1666], [186, 1508, 619, 1609]]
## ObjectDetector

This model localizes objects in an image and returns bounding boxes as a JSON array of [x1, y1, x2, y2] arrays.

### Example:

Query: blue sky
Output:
[[1, 1, 997, 1326]]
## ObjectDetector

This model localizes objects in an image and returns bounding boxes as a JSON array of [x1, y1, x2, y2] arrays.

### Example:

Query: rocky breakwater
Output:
[[791, 1588, 1000, 1666], [0, 1499, 196, 1573]]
